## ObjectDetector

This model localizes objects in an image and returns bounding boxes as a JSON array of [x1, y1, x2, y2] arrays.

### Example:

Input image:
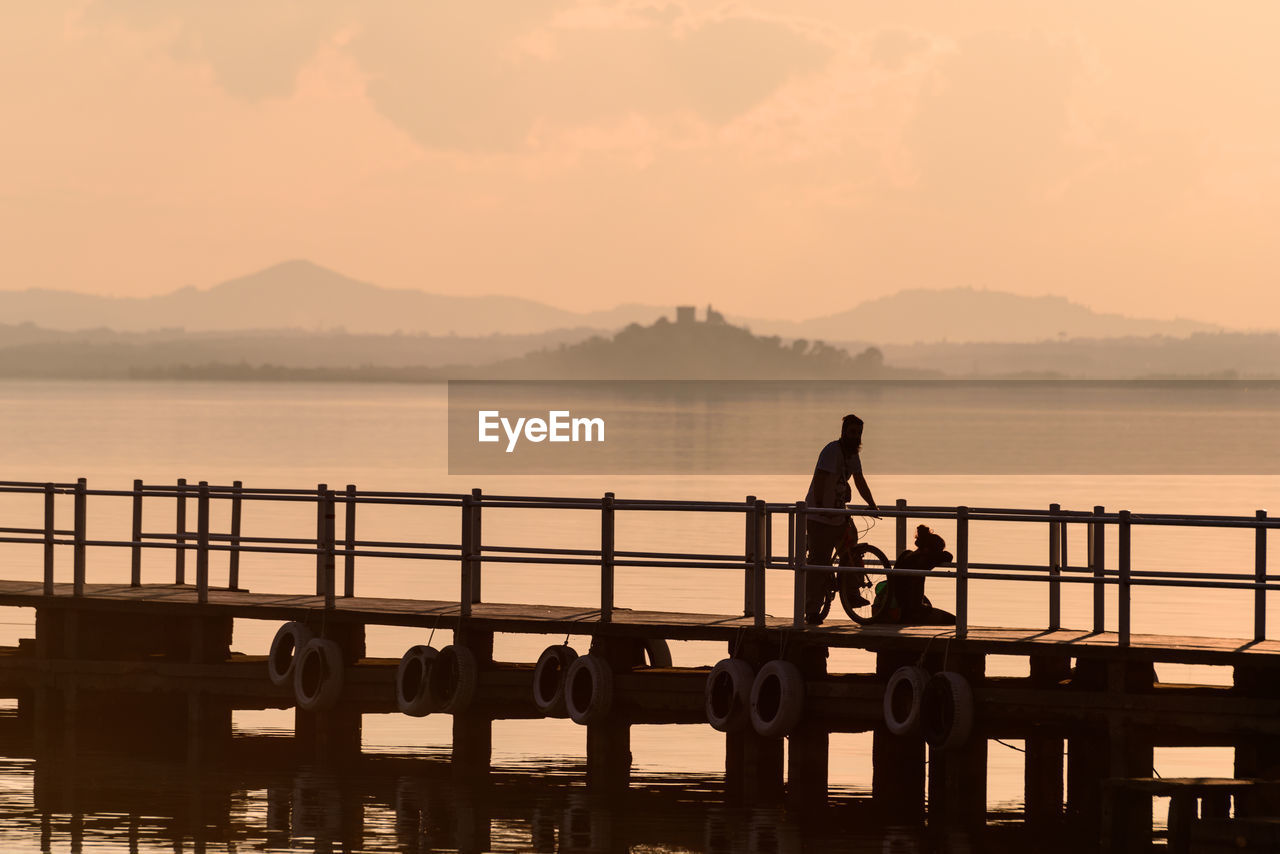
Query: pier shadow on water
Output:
[[0, 709, 1094, 854]]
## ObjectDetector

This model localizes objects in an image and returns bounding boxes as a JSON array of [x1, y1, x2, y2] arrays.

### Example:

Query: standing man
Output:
[[803, 413, 880, 624]]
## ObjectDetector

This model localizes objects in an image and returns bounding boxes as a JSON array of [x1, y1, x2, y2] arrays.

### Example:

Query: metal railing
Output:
[[0, 479, 1275, 645]]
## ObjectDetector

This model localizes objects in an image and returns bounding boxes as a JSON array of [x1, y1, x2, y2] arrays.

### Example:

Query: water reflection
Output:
[[0, 711, 1091, 854]]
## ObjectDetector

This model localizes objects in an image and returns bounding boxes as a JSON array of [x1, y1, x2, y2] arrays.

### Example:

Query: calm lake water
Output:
[[0, 379, 1275, 852]]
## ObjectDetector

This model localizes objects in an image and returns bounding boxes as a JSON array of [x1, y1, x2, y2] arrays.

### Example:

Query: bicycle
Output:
[[810, 518, 894, 624]]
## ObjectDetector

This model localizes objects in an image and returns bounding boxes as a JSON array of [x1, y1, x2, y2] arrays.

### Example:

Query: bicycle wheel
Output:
[[838, 543, 891, 623]]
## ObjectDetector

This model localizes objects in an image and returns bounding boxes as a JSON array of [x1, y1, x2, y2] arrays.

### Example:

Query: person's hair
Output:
[[842, 414, 863, 433], [916, 525, 946, 551]]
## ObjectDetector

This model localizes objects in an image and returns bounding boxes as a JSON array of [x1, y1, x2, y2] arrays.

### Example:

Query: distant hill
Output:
[[877, 332, 1280, 378], [736, 287, 1222, 345], [481, 316, 929, 380], [0, 260, 669, 336]]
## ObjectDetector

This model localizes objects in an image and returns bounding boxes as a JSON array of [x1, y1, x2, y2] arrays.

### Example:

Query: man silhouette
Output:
[[803, 414, 880, 624]]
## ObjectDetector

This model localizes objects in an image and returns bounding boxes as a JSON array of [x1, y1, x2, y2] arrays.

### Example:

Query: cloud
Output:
[[84, 1, 833, 151], [83, 0, 348, 100], [902, 31, 1085, 207]]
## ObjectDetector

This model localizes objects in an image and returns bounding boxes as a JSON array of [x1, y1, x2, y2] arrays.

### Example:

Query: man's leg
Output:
[[804, 521, 842, 624]]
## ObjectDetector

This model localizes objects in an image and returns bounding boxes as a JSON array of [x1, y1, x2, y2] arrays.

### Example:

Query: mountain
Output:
[[734, 288, 1222, 345], [0, 260, 669, 335]]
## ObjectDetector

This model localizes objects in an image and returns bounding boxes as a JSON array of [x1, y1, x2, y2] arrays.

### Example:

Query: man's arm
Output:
[[853, 472, 880, 516]]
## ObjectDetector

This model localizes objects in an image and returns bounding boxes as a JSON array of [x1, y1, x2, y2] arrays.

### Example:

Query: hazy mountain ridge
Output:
[[0, 260, 670, 336], [734, 288, 1220, 344], [0, 260, 1235, 343]]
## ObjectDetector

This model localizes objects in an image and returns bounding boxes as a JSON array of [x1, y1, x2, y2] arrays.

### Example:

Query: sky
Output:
[[2, 2, 1277, 327]]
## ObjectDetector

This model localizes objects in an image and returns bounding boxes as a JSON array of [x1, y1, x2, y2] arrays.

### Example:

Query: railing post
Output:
[[1092, 505, 1106, 634], [344, 484, 356, 598], [460, 494, 474, 618], [792, 502, 807, 628], [956, 506, 968, 640], [73, 477, 87, 597], [754, 499, 768, 629], [601, 492, 615, 623], [1048, 503, 1061, 631], [228, 480, 242, 591], [196, 481, 210, 604], [43, 483, 54, 596], [131, 479, 143, 588], [323, 489, 336, 610], [744, 495, 757, 618], [314, 483, 328, 596], [1256, 509, 1268, 642], [1118, 510, 1131, 647], [895, 498, 908, 557], [175, 477, 187, 585], [470, 488, 483, 604]]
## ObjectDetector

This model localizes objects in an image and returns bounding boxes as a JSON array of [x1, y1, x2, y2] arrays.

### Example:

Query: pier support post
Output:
[[1069, 660, 1155, 846], [873, 652, 926, 822], [1234, 665, 1280, 816], [452, 627, 494, 782], [927, 653, 987, 830], [296, 622, 365, 764], [585, 636, 641, 793], [786, 643, 829, 810], [1025, 655, 1071, 828], [724, 635, 784, 803]]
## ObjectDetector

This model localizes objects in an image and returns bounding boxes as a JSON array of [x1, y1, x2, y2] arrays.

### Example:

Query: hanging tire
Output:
[[564, 654, 614, 725], [532, 644, 578, 717], [426, 644, 478, 714], [883, 665, 929, 736], [396, 645, 439, 717], [294, 638, 344, 712], [643, 638, 673, 668], [705, 658, 754, 732], [267, 621, 314, 687], [749, 660, 804, 738], [921, 671, 974, 751]]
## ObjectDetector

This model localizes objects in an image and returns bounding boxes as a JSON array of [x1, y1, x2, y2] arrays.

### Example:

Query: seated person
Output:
[[884, 525, 956, 626]]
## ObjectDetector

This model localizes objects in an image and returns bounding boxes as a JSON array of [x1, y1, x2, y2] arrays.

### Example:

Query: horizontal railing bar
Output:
[[0, 527, 73, 536]]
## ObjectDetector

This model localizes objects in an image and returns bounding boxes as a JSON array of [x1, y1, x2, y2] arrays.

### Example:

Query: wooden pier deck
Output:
[[4, 579, 1280, 667], [4, 480, 1280, 849]]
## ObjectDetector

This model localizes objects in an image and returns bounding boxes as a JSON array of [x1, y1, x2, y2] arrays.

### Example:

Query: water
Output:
[[0, 378, 1274, 852]]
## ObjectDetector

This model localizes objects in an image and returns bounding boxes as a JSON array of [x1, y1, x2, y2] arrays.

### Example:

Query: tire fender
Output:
[[395, 645, 439, 717], [564, 654, 614, 725], [705, 658, 754, 732], [426, 644, 478, 714], [883, 665, 930, 736], [294, 638, 344, 712], [643, 638, 673, 668], [749, 660, 805, 738], [921, 671, 974, 751], [267, 621, 314, 687], [532, 644, 579, 717]]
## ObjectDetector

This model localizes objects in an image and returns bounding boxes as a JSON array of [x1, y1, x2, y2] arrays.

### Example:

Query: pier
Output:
[[1, 479, 1279, 851]]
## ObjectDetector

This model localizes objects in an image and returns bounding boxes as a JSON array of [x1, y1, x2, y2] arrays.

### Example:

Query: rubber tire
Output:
[[705, 658, 754, 732], [922, 671, 975, 751], [883, 665, 930, 736], [749, 660, 805, 738], [643, 637, 673, 668], [267, 621, 314, 687], [532, 644, 578, 717], [293, 638, 344, 712], [426, 644, 478, 714], [396, 645, 439, 717], [564, 654, 614, 725]]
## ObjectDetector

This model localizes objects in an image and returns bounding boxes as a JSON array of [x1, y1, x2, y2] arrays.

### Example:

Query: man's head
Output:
[[840, 414, 864, 451]]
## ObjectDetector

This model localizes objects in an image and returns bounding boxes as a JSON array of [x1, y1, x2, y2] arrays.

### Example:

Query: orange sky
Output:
[[2, 2, 1277, 327]]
